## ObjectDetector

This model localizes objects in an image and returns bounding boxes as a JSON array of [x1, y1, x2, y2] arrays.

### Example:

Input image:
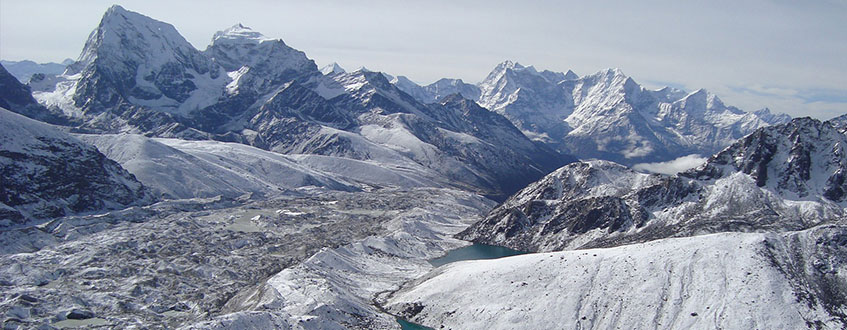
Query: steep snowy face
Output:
[[0, 108, 153, 226], [462, 118, 847, 252], [387, 225, 847, 329], [70, 5, 225, 115], [205, 24, 318, 95], [473, 63, 791, 165], [477, 61, 574, 142]]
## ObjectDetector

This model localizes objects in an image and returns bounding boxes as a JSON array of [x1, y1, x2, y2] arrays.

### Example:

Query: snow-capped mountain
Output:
[[0, 108, 153, 226], [29, 6, 573, 198], [68, 5, 225, 116], [386, 224, 847, 329], [393, 61, 791, 166], [0, 59, 72, 83], [205, 23, 318, 96], [460, 117, 847, 252]]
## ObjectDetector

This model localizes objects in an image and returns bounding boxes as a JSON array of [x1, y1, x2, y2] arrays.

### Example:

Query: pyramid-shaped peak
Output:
[[320, 62, 346, 75], [564, 70, 579, 80], [75, 5, 199, 71]]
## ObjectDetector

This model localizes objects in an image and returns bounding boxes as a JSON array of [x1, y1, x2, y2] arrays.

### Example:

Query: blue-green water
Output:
[[428, 243, 526, 267], [397, 243, 527, 329], [398, 317, 435, 330]]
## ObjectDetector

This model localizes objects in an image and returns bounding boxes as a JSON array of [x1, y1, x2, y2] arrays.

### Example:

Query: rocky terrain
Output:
[[0, 188, 493, 329], [0, 108, 153, 227]]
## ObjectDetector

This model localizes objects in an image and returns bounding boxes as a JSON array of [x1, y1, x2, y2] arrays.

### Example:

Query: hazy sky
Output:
[[1, 0, 845, 119]]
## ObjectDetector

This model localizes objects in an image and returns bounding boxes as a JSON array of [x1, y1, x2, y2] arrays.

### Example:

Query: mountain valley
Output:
[[1, 4, 845, 330]]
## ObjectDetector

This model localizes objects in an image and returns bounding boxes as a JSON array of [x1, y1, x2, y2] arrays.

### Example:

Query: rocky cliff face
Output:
[[0, 108, 153, 227], [461, 117, 847, 252]]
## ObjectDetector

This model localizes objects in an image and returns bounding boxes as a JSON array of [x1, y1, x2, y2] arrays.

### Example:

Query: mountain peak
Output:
[[603, 67, 627, 77], [78, 5, 197, 69], [320, 62, 346, 75], [212, 23, 273, 44], [206, 21, 315, 76], [104, 4, 128, 16], [495, 60, 525, 71]]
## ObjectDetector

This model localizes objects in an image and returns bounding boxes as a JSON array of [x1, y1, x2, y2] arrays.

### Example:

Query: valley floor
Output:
[[0, 188, 493, 329]]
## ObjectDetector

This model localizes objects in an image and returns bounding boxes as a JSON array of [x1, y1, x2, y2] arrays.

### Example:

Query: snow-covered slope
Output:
[[77, 134, 358, 199], [477, 61, 575, 143], [79, 133, 464, 199], [461, 117, 847, 252], [0, 108, 153, 226], [386, 224, 847, 329]]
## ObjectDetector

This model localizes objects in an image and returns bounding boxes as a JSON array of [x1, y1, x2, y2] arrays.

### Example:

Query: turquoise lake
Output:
[[398, 243, 527, 329]]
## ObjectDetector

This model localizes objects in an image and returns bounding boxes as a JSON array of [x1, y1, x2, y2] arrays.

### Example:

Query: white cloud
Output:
[[633, 154, 708, 175]]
